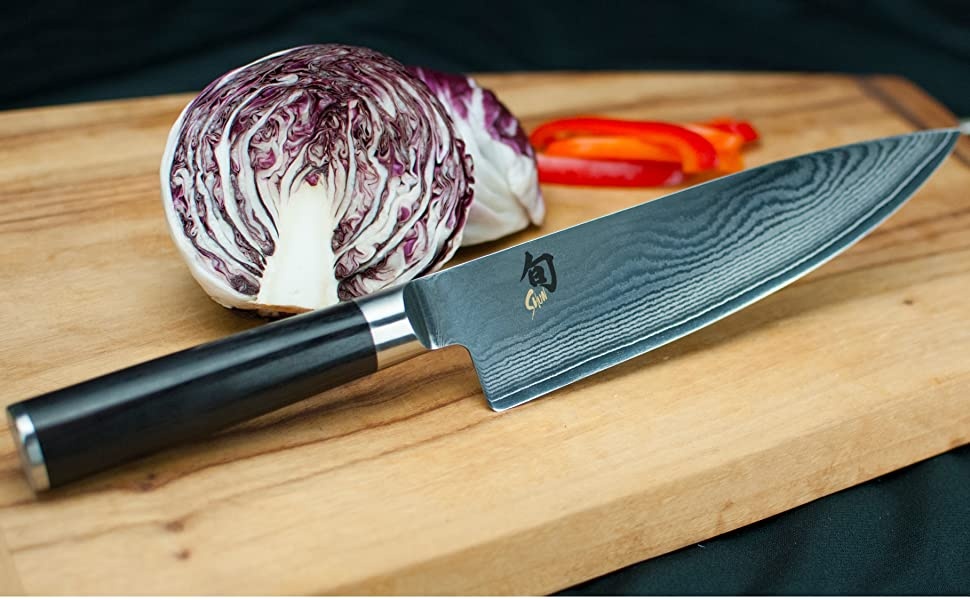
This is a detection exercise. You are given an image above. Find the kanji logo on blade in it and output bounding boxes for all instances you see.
[520,251,557,318]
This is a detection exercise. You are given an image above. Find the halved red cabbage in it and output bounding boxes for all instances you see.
[161,44,541,314]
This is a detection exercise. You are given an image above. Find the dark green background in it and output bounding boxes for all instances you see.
[4,0,968,594]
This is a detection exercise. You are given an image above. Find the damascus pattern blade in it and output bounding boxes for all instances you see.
[404,130,959,410]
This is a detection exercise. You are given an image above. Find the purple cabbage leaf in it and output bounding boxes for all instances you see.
[160,44,542,314]
[408,66,544,245]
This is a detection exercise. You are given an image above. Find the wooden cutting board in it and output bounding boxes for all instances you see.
[0,72,968,594]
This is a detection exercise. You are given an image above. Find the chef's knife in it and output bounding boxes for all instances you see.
[6,129,960,491]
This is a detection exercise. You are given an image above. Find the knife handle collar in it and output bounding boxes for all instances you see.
[355,285,427,369]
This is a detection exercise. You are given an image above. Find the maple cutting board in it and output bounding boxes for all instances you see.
[0,73,968,594]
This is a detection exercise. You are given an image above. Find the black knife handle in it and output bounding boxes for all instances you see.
[5,286,425,491]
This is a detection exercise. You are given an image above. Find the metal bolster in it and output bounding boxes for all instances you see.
[355,286,428,369]
[6,404,50,492]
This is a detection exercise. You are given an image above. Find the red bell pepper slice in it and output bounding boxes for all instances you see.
[683,124,745,154]
[713,150,743,173]
[530,117,717,174]
[683,124,746,173]
[703,117,759,142]
[543,127,746,174]
[535,154,684,188]
[543,135,681,162]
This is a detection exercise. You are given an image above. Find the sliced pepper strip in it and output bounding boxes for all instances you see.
[530,117,717,173]
[713,150,743,173]
[683,124,745,155]
[543,135,680,162]
[704,117,759,142]
[683,124,746,173]
[544,128,745,173]
[535,154,684,188]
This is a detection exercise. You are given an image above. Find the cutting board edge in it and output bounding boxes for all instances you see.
[0,71,956,123]
[857,75,970,164]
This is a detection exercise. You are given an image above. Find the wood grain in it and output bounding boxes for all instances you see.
[0,72,968,594]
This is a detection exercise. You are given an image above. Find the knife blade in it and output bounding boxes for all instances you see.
[6,129,960,491]
[412,128,962,410]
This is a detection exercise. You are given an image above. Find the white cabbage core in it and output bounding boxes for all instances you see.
[255,184,339,311]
